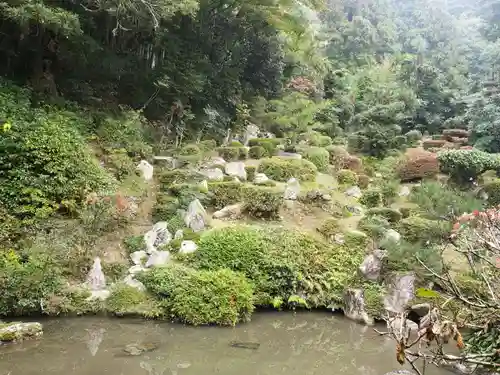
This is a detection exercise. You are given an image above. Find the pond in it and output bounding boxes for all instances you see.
[0,311,449,375]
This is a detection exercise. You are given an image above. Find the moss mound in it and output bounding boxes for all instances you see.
[258,157,317,182]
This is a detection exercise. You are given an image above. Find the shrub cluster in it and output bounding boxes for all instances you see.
[242,185,283,219]
[397,149,439,181]
[316,218,341,238]
[337,169,358,185]
[248,138,281,156]
[249,146,267,159]
[438,149,499,184]
[208,181,244,210]
[398,216,449,243]
[366,207,402,223]
[359,189,382,208]
[483,180,500,206]
[257,157,317,182]
[303,147,329,172]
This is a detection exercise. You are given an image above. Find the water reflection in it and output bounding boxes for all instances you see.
[0,312,449,375]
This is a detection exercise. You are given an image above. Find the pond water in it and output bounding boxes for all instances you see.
[0,311,450,375]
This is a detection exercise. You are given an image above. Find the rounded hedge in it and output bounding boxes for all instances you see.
[257,157,317,182]
[303,147,330,172]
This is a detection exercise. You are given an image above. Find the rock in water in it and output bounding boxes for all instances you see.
[284,178,300,200]
[123,342,159,356]
[384,273,415,314]
[184,199,209,232]
[136,160,154,181]
[86,327,106,356]
[225,162,247,181]
[144,222,172,254]
[358,250,387,281]
[0,322,43,344]
[342,288,373,325]
[230,341,260,350]
[86,257,106,291]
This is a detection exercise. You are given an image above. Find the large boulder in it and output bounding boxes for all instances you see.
[358,250,387,281]
[184,199,209,232]
[225,162,247,181]
[144,222,172,254]
[136,160,154,181]
[0,322,43,344]
[199,168,224,181]
[284,178,300,200]
[342,288,373,325]
[145,250,171,268]
[384,273,415,314]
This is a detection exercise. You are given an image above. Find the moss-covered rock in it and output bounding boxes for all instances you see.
[366,207,403,223]
[0,322,43,343]
[106,285,163,318]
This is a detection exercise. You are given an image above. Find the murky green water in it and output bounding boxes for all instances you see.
[0,311,449,375]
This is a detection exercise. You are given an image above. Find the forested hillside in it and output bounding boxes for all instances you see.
[2,0,500,372]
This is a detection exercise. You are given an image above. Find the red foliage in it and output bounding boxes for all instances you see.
[397,149,440,181]
[287,76,316,94]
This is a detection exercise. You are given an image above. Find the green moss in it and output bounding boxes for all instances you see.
[140,264,254,326]
[316,218,341,238]
[106,284,163,318]
[248,138,281,156]
[258,157,317,182]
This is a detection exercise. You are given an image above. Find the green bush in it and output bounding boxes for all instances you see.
[238,147,248,160]
[249,146,267,159]
[230,140,244,147]
[190,226,365,307]
[337,169,358,185]
[180,144,201,156]
[258,158,317,182]
[482,180,500,206]
[316,218,341,238]
[358,215,391,239]
[208,181,244,210]
[343,230,369,248]
[106,284,162,318]
[0,250,63,316]
[106,149,136,181]
[248,138,281,156]
[437,149,499,184]
[398,217,449,243]
[245,166,257,182]
[158,169,200,187]
[393,135,407,149]
[325,145,349,169]
[357,174,370,189]
[199,139,217,151]
[314,135,333,147]
[303,147,330,172]
[366,207,402,223]
[384,240,442,278]
[405,130,422,143]
[141,264,254,326]
[378,179,399,205]
[124,235,145,253]
[242,185,283,219]
[153,194,180,221]
[409,181,483,220]
[217,147,240,161]
[0,97,114,224]
[359,189,382,208]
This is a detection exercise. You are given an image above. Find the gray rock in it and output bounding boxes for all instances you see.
[123,275,146,291]
[184,199,209,232]
[136,160,154,181]
[244,124,260,146]
[399,186,411,197]
[199,168,224,181]
[128,265,146,275]
[254,173,269,184]
[384,273,415,314]
[144,222,172,254]
[86,257,106,291]
[123,342,159,356]
[0,322,43,343]
[359,250,387,281]
[86,290,111,301]
[209,156,227,166]
[212,203,243,220]
[284,178,300,200]
[225,161,247,181]
[345,186,362,198]
[342,288,373,325]
[130,251,147,265]
[145,251,170,268]
[334,233,345,244]
[174,229,184,240]
[383,229,401,245]
[322,193,332,201]
[179,240,198,254]
[153,156,177,168]
[199,179,208,192]
[346,205,363,215]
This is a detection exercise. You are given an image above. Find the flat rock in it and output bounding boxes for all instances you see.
[128,265,146,275]
[225,162,247,181]
[145,251,171,268]
[254,173,269,184]
[130,251,147,265]
[199,168,224,181]
[179,240,198,254]
[212,203,243,220]
[0,322,43,344]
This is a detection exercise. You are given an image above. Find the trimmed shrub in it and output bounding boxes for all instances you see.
[242,185,283,219]
[158,169,199,187]
[199,139,217,151]
[379,179,399,205]
[303,147,330,172]
[208,181,244,210]
[238,147,248,160]
[359,189,382,208]
[248,138,280,156]
[180,144,201,156]
[245,166,257,182]
[258,157,317,182]
[106,285,162,318]
[141,264,254,326]
[190,226,365,307]
[344,155,362,172]
[316,218,341,238]
[393,135,408,149]
[106,149,136,181]
[153,194,180,221]
[325,145,349,169]
[337,169,358,185]
[366,207,402,223]
[397,149,439,181]
[357,174,370,189]
[310,135,333,147]
[357,216,390,239]
[249,146,267,159]
[124,235,146,253]
[217,147,239,161]
[483,180,500,206]
[423,139,446,149]
[343,230,369,248]
[230,140,244,147]
[398,217,449,243]
[438,149,499,184]
[405,130,422,143]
